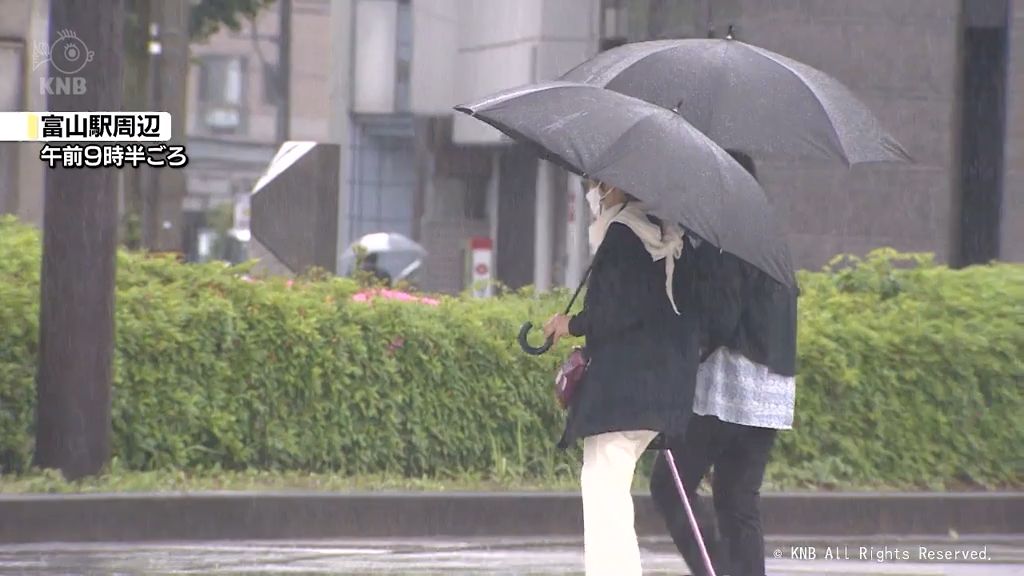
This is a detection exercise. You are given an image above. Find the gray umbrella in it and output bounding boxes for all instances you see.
[561,38,911,165]
[455,81,795,288]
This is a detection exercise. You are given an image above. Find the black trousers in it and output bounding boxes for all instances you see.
[649,414,777,576]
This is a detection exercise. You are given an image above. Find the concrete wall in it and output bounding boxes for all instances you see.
[733,0,963,270]
[289,0,332,141]
[1003,0,1024,262]
[410,0,458,115]
[352,0,398,114]
[452,0,598,144]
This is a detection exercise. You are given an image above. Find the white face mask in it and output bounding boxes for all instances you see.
[585,184,604,218]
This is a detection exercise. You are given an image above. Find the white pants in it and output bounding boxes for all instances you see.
[582,430,659,576]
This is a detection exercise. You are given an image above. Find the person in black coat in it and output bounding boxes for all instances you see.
[544,180,700,576]
[649,151,798,576]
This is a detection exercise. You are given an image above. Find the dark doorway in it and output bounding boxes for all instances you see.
[955,0,1010,266]
[496,145,538,290]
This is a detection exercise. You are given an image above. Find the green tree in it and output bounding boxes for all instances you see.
[35,0,124,481]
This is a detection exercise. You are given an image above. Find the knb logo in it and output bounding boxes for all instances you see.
[33,29,94,96]
[790,546,816,560]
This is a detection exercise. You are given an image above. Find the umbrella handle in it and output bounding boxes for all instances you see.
[518,322,553,356]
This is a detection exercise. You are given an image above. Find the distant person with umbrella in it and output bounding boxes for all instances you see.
[649,151,798,576]
[542,178,699,576]
[341,232,426,286]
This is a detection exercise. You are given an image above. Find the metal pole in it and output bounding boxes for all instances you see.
[487,151,500,258]
[329,0,354,269]
[565,173,589,288]
[534,160,554,293]
[143,19,161,250]
[154,0,188,252]
[277,0,292,142]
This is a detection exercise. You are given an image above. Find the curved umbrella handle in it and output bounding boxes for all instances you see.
[518,321,553,356]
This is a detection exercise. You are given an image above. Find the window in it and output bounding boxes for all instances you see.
[0,41,22,111]
[0,41,23,215]
[197,55,249,135]
[955,0,1010,266]
[347,118,417,243]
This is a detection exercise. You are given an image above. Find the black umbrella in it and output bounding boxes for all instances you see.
[455,81,795,289]
[561,38,911,165]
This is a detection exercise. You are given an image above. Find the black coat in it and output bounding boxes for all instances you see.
[558,222,700,449]
[693,241,798,377]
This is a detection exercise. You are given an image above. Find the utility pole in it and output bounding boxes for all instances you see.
[121,0,152,250]
[152,0,189,252]
[142,18,162,250]
[35,0,124,481]
[277,0,292,142]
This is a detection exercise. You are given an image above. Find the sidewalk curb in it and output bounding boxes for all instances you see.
[0,492,1020,544]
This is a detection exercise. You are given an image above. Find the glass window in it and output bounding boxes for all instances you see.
[197,55,249,135]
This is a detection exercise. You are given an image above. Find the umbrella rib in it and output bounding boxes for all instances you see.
[459,82,574,112]
[707,40,731,144]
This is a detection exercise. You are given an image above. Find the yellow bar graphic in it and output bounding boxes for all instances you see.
[26,113,38,139]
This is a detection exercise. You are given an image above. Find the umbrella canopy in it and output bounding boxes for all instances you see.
[561,38,911,166]
[338,232,427,281]
[455,81,795,288]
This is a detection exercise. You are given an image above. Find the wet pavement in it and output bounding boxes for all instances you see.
[0,537,1022,575]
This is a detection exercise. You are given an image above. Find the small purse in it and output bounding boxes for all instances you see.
[552,265,593,410]
[554,345,589,409]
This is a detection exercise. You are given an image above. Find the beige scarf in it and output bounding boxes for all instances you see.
[589,201,685,315]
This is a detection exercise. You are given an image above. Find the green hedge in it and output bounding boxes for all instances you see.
[1,216,1022,488]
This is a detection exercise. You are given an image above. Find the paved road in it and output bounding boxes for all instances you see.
[0,537,1021,575]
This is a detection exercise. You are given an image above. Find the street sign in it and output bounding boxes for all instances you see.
[469,236,493,298]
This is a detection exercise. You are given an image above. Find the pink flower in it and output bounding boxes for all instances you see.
[286,279,294,288]
[350,288,439,306]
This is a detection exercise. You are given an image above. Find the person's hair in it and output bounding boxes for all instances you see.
[726,149,757,181]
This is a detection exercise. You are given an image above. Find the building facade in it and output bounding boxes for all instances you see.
[1,0,1021,294]
[0,0,49,226]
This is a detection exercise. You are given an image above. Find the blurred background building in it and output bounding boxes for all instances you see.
[0,0,1021,294]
